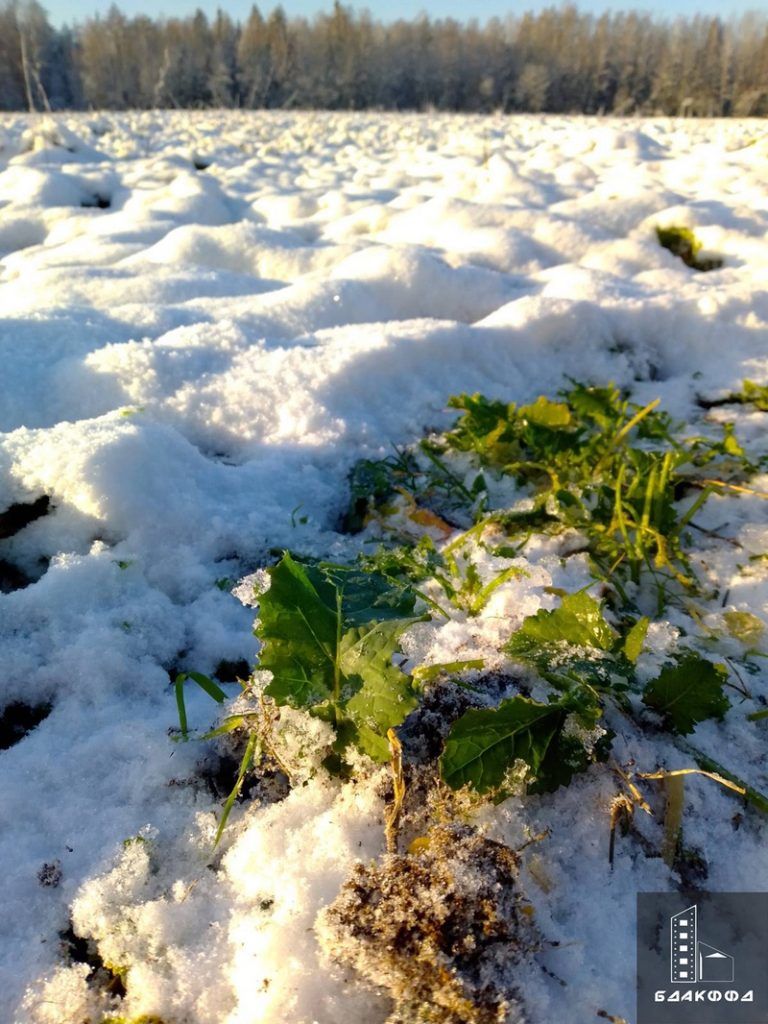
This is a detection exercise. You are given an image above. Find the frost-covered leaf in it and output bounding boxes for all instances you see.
[506,592,617,662]
[320,561,419,627]
[257,553,418,760]
[505,592,630,700]
[440,692,603,796]
[440,696,565,794]
[642,654,730,734]
[530,699,606,794]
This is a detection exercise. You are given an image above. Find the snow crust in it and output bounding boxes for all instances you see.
[1,111,767,1024]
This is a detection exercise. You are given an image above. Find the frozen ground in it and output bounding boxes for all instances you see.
[1,110,767,1024]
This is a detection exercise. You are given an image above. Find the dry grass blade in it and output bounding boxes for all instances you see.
[661,774,684,868]
[699,478,768,499]
[610,761,653,815]
[638,766,746,797]
[385,727,406,854]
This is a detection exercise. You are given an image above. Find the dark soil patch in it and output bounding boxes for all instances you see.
[81,194,111,209]
[38,860,63,888]
[0,558,32,593]
[59,922,127,998]
[0,495,51,539]
[320,824,538,1024]
[0,701,52,750]
[398,672,519,764]
[197,749,290,805]
[214,658,251,683]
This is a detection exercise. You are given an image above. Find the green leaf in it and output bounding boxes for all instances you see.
[411,659,485,685]
[341,620,418,760]
[723,610,765,648]
[361,535,443,581]
[518,396,572,429]
[565,382,623,430]
[740,379,768,412]
[174,671,227,740]
[257,554,343,707]
[440,691,604,796]
[184,672,228,703]
[656,224,700,263]
[642,654,730,734]
[527,731,588,793]
[257,553,418,761]
[656,225,722,272]
[444,393,520,466]
[440,696,565,793]
[174,676,188,739]
[343,457,403,532]
[214,732,260,848]
[505,592,629,700]
[199,714,256,740]
[623,616,650,664]
[506,591,617,662]
[720,422,746,458]
[326,564,420,628]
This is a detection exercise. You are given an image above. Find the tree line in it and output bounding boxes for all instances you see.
[1,0,767,116]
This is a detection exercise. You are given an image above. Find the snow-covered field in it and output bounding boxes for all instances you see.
[1,110,768,1024]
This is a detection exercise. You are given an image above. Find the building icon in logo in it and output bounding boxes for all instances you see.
[670,906,734,983]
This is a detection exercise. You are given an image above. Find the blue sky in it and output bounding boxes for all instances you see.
[44,0,761,26]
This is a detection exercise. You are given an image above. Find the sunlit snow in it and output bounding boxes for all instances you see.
[1,110,767,1024]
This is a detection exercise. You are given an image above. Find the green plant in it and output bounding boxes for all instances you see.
[172,554,425,845]
[348,383,763,607]
[102,1015,166,1024]
[362,534,526,617]
[656,225,723,272]
[440,692,603,797]
[731,379,768,412]
[174,383,768,847]
[256,552,422,761]
[342,441,485,535]
[436,384,756,605]
[440,590,734,798]
[641,655,730,734]
[174,671,227,740]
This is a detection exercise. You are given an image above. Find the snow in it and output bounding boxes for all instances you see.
[1,110,767,1024]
